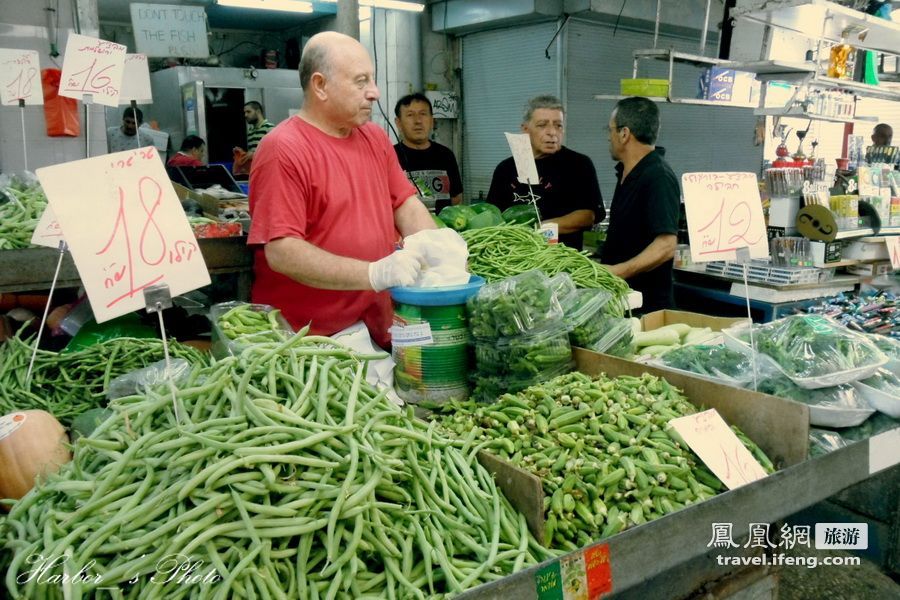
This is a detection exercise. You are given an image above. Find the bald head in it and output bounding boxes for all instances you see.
[300,32,365,91]
[298,31,380,135]
[872,123,893,146]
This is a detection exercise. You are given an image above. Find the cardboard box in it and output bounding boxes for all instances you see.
[640,310,746,333]
[197,192,249,219]
[484,349,810,541]
[847,261,892,277]
[768,196,801,228]
[843,240,889,261]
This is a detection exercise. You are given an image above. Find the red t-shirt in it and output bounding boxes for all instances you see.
[166,153,203,167]
[247,118,415,348]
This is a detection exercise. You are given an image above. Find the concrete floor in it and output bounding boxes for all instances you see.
[777,546,900,600]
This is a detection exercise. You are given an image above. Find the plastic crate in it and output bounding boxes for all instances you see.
[620,78,669,97]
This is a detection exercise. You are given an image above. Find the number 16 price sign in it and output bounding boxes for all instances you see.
[36,147,211,323]
[682,172,768,264]
[59,33,126,107]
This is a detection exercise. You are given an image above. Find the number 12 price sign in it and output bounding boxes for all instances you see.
[682,172,768,264]
[36,147,211,323]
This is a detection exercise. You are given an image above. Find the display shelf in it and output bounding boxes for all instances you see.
[809,77,900,103]
[593,94,756,108]
[732,59,816,77]
[753,106,877,123]
[0,237,254,296]
[733,0,900,56]
[633,48,732,67]
[835,228,875,240]
[461,385,899,599]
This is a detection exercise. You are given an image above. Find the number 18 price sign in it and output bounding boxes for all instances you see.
[36,147,211,322]
[0,49,42,106]
[682,172,769,264]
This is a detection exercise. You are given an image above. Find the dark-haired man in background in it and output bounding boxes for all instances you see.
[601,96,680,313]
[393,93,463,213]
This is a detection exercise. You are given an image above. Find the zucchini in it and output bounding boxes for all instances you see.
[632,328,680,348]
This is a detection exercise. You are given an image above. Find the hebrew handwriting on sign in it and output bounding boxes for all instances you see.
[0,49,42,105]
[36,146,211,322]
[682,172,768,264]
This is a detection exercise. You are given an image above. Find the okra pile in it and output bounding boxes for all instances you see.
[2,331,555,599]
[438,371,775,551]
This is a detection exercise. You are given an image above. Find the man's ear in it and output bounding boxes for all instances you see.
[310,72,328,101]
[520,123,528,133]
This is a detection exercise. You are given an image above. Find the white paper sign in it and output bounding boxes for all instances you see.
[539,222,558,244]
[59,34,127,107]
[670,409,767,490]
[504,132,540,185]
[390,322,433,347]
[886,237,900,271]
[682,172,768,264]
[869,428,900,475]
[31,206,65,248]
[131,3,210,58]
[0,49,42,106]
[36,147,211,323]
[119,54,153,104]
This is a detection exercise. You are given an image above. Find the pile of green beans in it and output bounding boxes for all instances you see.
[0,179,48,250]
[437,371,775,551]
[461,225,630,317]
[2,329,556,599]
[0,333,208,424]
[217,303,289,342]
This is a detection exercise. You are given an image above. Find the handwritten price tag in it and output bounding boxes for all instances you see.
[119,54,153,104]
[31,206,65,249]
[886,236,900,271]
[0,49,42,106]
[36,147,210,322]
[505,132,540,185]
[670,409,767,490]
[682,172,768,264]
[59,34,126,107]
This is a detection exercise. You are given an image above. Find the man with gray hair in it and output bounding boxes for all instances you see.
[487,95,604,250]
[247,31,436,348]
[601,96,680,313]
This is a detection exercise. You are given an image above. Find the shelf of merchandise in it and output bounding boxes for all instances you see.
[0,237,254,297]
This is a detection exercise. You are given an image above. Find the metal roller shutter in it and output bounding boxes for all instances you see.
[565,19,763,204]
[461,21,562,200]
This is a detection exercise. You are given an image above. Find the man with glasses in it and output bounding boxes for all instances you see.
[487,95,604,250]
[601,97,680,313]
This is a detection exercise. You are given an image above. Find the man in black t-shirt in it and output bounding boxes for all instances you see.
[393,93,463,213]
[486,95,604,250]
[601,97,680,313]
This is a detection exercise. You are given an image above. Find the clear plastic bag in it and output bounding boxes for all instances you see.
[809,428,848,457]
[653,344,754,387]
[756,373,875,428]
[746,315,887,388]
[210,301,294,359]
[560,289,618,348]
[589,318,634,357]
[467,270,564,339]
[853,368,900,418]
[474,323,572,380]
[107,358,192,401]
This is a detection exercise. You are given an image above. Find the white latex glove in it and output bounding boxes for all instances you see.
[403,228,468,267]
[368,248,425,292]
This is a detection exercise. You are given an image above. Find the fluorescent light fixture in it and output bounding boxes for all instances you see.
[218,0,314,13]
[321,0,424,12]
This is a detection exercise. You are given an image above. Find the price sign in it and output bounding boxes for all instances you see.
[682,172,768,264]
[505,132,540,185]
[36,147,210,322]
[0,49,42,106]
[119,54,153,104]
[31,206,65,249]
[670,409,767,490]
[886,236,900,271]
[59,34,126,107]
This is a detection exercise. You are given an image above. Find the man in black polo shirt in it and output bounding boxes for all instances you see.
[601,97,680,313]
[393,93,463,213]
[487,95,604,251]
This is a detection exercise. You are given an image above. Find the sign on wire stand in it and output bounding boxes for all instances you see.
[35,147,211,323]
[119,53,153,104]
[0,49,42,106]
[681,172,768,264]
[670,409,767,490]
[59,33,127,107]
[31,206,65,249]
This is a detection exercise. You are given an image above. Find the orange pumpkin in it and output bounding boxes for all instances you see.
[0,410,71,503]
